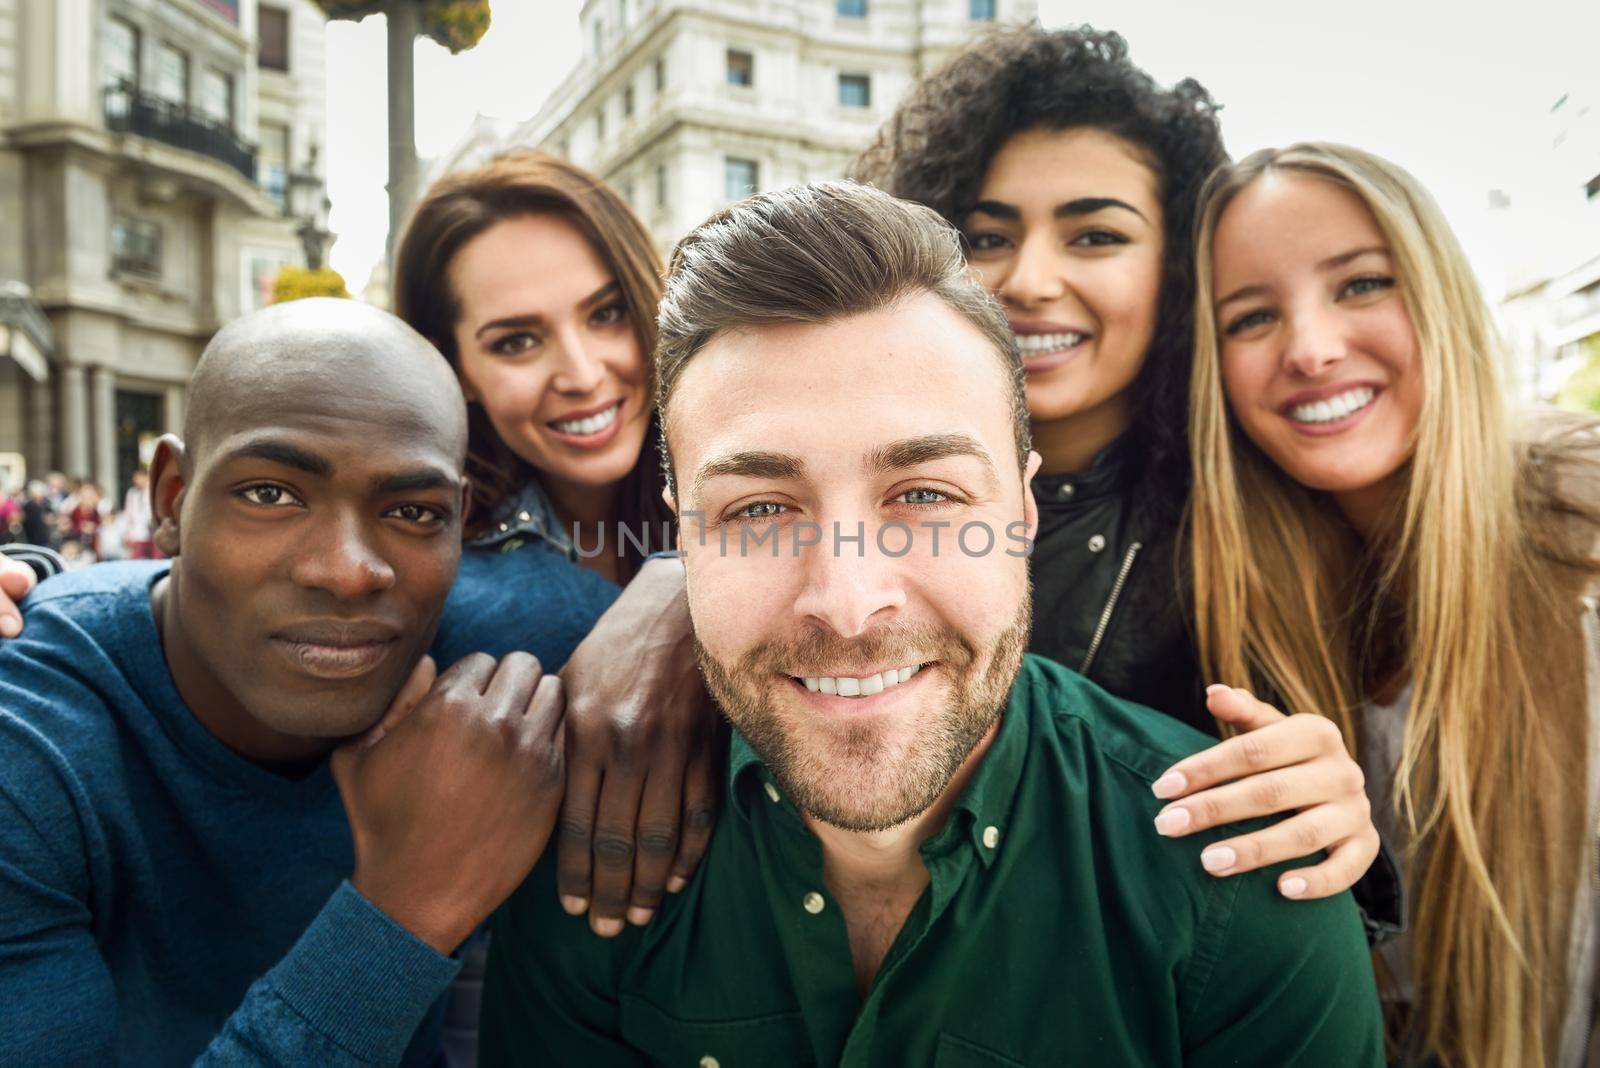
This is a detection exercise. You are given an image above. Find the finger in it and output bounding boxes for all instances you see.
[668,730,720,893]
[1190,803,1359,878]
[1153,758,1359,836]
[526,674,564,735]
[554,756,602,919]
[626,760,686,925]
[0,559,36,598]
[1152,715,1332,800]
[359,656,438,749]
[1275,832,1382,900]
[484,651,543,723]
[1204,685,1286,732]
[435,651,499,696]
[587,766,648,938]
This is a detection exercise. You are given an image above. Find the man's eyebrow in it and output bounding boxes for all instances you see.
[867,434,998,487]
[220,440,334,478]
[1054,197,1148,222]
[373,469,459,496]
[692,451,805,498]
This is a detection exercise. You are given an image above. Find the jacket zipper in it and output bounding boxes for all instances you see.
[1080,541,1142,677]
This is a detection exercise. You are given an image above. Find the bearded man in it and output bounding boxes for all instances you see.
[478,182,1384,1067]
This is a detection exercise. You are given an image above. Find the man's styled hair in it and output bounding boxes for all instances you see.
[654,180,1029,496]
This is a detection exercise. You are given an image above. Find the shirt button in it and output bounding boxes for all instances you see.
[1056,483,1075,501]
[517,510,532,522]
[803,891,826,915]
[763,781,781,804]
[1088,534,1106,553]
[498,521,510,532]
[982,825,1000,849]
[700,1057,720,1068]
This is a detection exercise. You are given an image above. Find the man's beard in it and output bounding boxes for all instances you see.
[695,594,1031,832]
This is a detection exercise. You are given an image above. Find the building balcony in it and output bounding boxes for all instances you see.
[103,84,256,183]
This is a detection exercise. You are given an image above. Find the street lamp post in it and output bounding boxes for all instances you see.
[288,144,333,271]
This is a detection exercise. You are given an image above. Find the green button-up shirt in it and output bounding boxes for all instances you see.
[481,655,1384,1067]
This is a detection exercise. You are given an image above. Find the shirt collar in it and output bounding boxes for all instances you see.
[726,667,1035,869]
[1031,432,1136,508]
[465,479,576,559]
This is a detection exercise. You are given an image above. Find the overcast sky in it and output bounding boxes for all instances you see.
[323,0,1600,300]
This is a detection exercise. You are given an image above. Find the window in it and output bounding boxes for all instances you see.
[725,157,758,201]
[257,122,289,209]
[838,73,870,108]
[969,0,996,20]
[258,4,290,71]
[155,43,189,104]
[112,216,162,277]
[837,0,867,15]
[592,18,604,57]
[199,68,234,126]
[1587,172,1600,202]
[624,180,636,206]
[105,17,140,89]
[623,85,634,118]
[654,57,666,92]
[596,107,607,142]
[558,138,570,159]
[726,49,753,87]
[656,163,668,208]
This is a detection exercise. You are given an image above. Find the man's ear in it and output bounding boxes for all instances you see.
[149,434,188,557]
[1021,449,1042,544]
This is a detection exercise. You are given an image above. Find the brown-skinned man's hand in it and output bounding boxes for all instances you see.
[331,651,566,955]
[557,554,724,937]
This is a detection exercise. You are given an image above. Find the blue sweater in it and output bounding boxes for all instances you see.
[0,550,618,1065]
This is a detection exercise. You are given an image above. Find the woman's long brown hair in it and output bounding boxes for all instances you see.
[392,150,674,580]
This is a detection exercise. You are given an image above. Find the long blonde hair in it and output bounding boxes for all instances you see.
[1189,143,1596,1068]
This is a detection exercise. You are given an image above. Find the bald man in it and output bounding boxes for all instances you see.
[0,300,596,1065]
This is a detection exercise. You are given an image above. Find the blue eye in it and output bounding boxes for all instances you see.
[897,488,948,505]
[1223,309,1274,337]
[1340,275,1395,299]
[732,501,784,521]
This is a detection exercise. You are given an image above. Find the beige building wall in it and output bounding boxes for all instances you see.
[0,0,326,494]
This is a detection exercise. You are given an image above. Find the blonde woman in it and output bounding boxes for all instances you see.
[1189,141,1600,1067]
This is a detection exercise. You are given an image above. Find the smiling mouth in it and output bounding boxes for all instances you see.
[791,662,927,698]
[549,400,622,437]
[1285,386,1378,425]
[1014,331,1091,358]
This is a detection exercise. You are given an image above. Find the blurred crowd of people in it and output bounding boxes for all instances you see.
[0,470,156,567]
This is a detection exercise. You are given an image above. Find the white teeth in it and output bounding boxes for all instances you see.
[1289,387,1375,425]
[552,401,621,436]
[1014,331,1088,355]
[799,663,923,699]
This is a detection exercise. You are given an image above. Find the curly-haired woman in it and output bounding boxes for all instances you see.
[857,26,1391,909]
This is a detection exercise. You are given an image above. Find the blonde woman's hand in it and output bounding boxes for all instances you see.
[1149,684,1378,900]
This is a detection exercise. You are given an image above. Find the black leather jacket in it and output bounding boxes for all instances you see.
[1026,437,1402,944]
[1028,437,1211,734]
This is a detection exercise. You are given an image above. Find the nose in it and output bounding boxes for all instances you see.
[1282,305,1349,378]
[288,509,396,601]
[550,326,606,395]
[790,519,907,640]
[996,232,1068,310]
